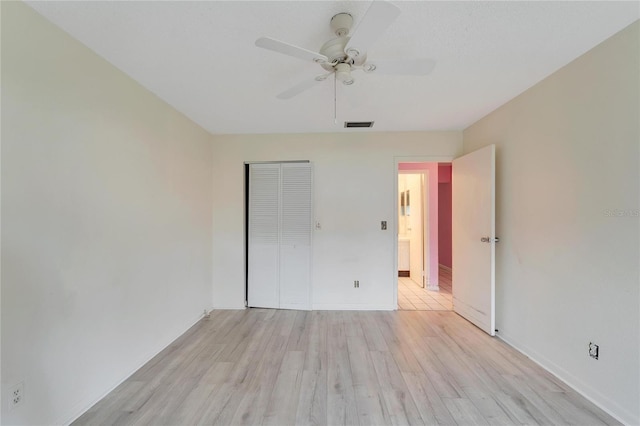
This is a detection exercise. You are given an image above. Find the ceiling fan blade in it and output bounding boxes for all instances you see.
[363,58,436,75]
[256,37,329,64]
[276,74,331,100]
[344,1,401,59]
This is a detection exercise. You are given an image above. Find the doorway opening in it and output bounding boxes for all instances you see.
[396,162,453,311]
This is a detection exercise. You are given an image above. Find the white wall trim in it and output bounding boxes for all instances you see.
[497,331,636,426]
[59,311,208,426]
[212,305,248,310]
[395,155,456,164]
[312,303,396,311]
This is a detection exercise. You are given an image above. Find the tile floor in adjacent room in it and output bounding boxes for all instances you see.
[398,266,453,311]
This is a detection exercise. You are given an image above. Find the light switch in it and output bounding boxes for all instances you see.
[381,221,387,230]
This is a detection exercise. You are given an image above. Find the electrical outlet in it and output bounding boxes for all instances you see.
[381,221,387,230]
[589,342,599,360]
[9,382,24,410]
[354,280,360,288]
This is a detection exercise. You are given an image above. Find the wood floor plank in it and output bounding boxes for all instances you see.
[374,312,424,374]
[295,368,328,426]
[214,310,296,425]
[72,310,622,426]
[164,382,217,426]
[493,391,548,425]
[501,373,575,425]
[347,332,392,425]
[295,311,328,426]
[542,391,609,425]
[444,397,491,425]
[326,312,359,426]
[370,350,424,425]
[462,386,520,425]
[262,350,305,426]
[286,310,312,351]
[191,382,237,425]
[359,311,390,352]
[411,343,464,398]
[401,371,457,425]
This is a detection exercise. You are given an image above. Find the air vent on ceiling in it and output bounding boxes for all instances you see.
[344,121,374,128]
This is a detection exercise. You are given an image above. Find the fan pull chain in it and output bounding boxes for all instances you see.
[334,72,337,124]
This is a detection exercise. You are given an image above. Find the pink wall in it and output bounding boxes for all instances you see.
[398,162,439,287]
[438,164,452,268]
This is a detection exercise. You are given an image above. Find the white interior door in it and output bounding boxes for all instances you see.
[248,164,280,309]
[452,145,496,335]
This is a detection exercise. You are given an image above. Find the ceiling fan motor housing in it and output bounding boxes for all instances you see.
[320,12,368,72]
[319,36,367,71]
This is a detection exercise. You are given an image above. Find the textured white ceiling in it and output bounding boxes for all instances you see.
[26,1,639,134]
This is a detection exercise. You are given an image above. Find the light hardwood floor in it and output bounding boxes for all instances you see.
[74,309,619,425]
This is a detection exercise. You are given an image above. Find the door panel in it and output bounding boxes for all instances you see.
[452,145,496,335]
[279,246,311,309]
[248,164,280,309]
[248,245,279,308]
[279,163,312,309]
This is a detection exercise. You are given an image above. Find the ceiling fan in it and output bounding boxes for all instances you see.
[255,1,436,100]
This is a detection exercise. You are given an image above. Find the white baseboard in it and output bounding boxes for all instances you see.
[212,305,247,310]
[312,303,395,311]
[60,310,207,425]
[497,331,637,426]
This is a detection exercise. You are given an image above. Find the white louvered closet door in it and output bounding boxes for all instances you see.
[248,164,281,309]
[248,162,312,310]
[279,163,312,310]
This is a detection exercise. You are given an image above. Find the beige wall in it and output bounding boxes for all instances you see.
[463,21,639,424]
[1,2,214,424]
[211,132,461,310]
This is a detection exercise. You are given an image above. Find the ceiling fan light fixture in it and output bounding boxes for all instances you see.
[335,63,352,83]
